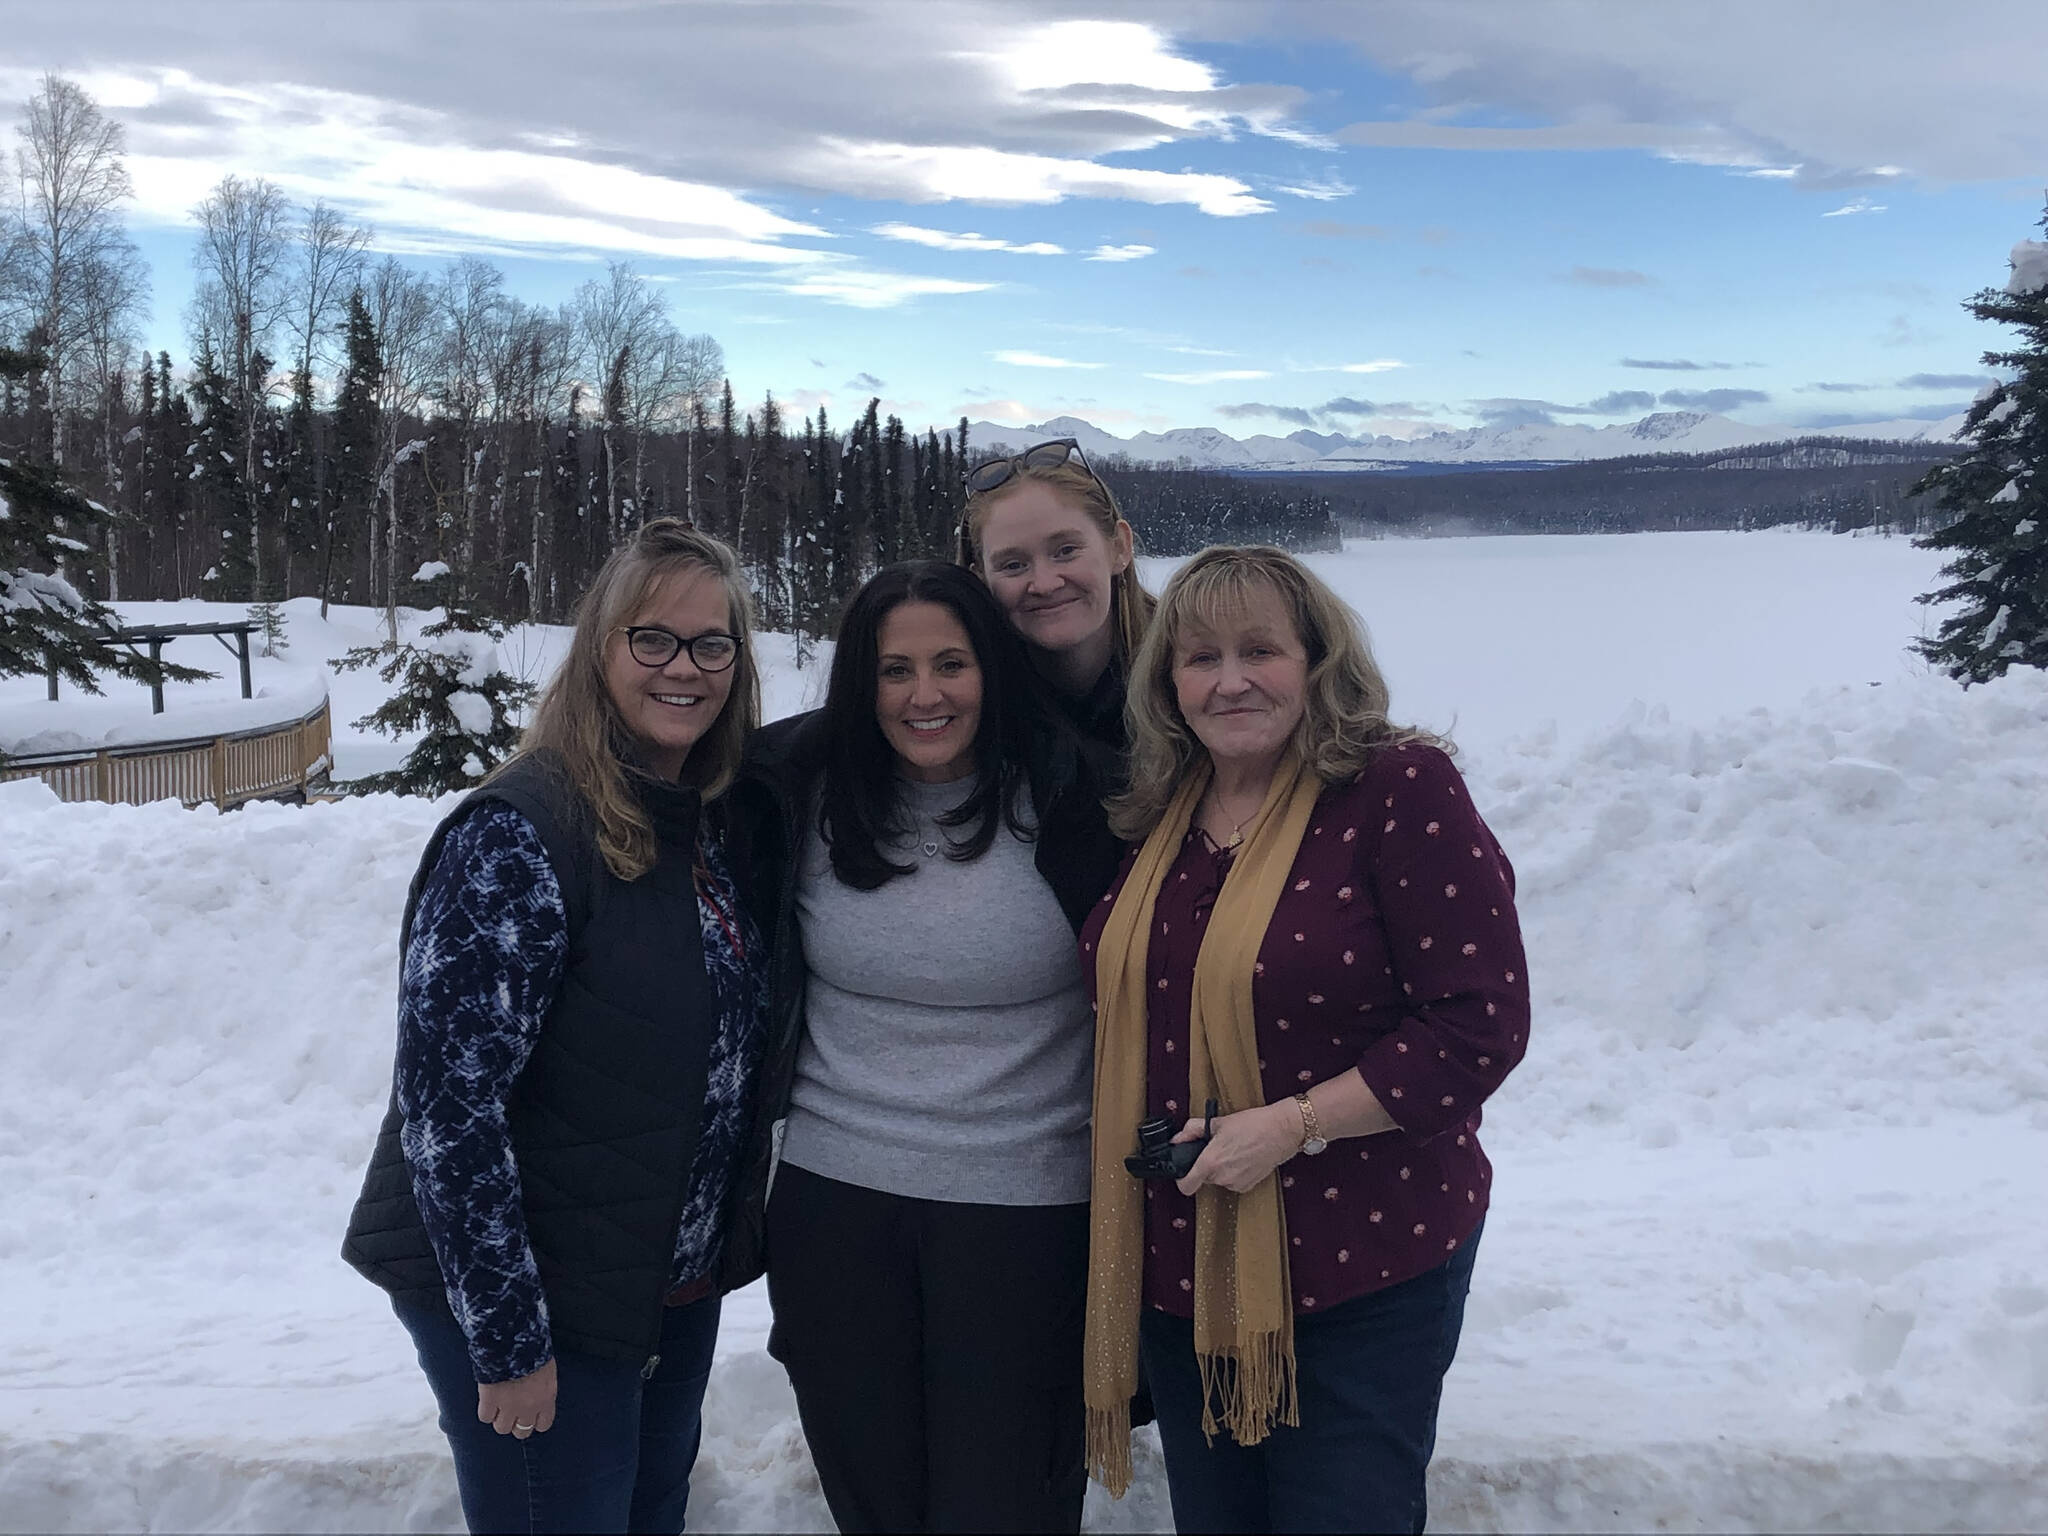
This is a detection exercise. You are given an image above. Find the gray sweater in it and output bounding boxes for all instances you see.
[780,775,1093,1206]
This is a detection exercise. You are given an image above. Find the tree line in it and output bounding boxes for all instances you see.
[1273,437,1962,539]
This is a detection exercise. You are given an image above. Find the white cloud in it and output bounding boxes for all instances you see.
[1086,244,1159,262]
[992,351,1105,369]
[990,20,1217,95]
[72,68,832,267]
[1145,369,1274,384]
[976,20,1324,146]
[1305,3,2048,185]
[871,222,1064,255]
[774,269,996,309]
[1272,173,1357,201]
[812,141,1267,217]
[1338,359,1408,374]
[1822,196,1887,217]
[0,6,1310,246]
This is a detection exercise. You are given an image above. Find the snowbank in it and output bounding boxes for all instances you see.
[0,596,827,783]
[3,666,2045,1531]
[0,667,330,757]
[4,534,2045,1531]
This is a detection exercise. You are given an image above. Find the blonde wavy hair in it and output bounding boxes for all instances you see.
[1110,545,1448,841]
[961,455,1156,669]
[505,520,761,880]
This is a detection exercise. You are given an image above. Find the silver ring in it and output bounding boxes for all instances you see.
[513,1421,535,1432]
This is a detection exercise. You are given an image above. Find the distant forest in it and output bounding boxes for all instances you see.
[1263,438,1963,538]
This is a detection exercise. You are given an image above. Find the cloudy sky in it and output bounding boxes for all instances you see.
[4,0,2044,439]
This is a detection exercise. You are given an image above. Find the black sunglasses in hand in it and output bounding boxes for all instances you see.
[612,626,742,673]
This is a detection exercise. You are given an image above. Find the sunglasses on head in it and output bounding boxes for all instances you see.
[962,437,1100,496]
[959,438,1111,563]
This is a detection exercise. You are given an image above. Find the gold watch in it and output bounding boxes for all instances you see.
[1293,1092,1328,1156]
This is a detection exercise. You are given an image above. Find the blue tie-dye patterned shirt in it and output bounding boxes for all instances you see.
[396,797,767,1383]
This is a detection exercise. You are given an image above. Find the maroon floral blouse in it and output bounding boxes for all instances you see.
[1081,744,1530,1318]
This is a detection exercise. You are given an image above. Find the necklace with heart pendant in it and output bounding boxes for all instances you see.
[920,837,940,858]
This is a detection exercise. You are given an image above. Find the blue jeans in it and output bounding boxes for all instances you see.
[1139,1223,1481,1535]
[393,1291,722,1534]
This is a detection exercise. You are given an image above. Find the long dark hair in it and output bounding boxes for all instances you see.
[819,560,1064,890]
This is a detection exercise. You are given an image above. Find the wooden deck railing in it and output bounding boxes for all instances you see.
[0,699,333,810]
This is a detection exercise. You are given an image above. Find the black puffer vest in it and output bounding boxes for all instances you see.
[340,751,720,1369]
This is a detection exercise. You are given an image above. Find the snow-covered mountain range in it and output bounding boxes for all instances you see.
[970,409,1969,472]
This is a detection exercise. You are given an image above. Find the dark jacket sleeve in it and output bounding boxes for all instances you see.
[396,799,567,1382]
[1350,748,1531,1142]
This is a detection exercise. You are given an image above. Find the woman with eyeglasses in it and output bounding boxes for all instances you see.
[960,439,1156,758]
[344,521,781,1534]
[724,561,1109,1533]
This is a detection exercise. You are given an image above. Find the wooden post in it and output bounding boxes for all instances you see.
[93,750,111,804]
[150,638,165,715]
[237,630,252,699]
[212,736,230,810]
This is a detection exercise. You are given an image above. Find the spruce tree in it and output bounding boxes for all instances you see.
[335,564,535,796]
[1913,210,2048,683]
[326,292,382,614]
[1,346,207,699]
[187,342,245,596]
[241,342,285,654]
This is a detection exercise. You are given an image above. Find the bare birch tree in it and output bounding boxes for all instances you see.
[283,201,368,598]
[622,324,723,525]
[190,175,291,611]
[362,256,442,643]
[572,262,664,537]
[515,303,577,620]
[657,330,723,524]
[72,246,147,595]
[11,74,138,468]
[285,201,371,390]
[435,255,506,577]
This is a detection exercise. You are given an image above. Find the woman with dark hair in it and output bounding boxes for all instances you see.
[343,521,778,1534]
[724,560,1108,1534]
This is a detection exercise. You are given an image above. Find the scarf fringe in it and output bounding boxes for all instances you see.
[1197,1330,1301,1449]
[1086,1400,1135,1498]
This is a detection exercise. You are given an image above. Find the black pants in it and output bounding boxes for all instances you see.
[1141,1222,1482,1535]
[765,1163,1089,1534]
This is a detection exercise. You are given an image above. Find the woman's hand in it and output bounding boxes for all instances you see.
[476,1357,558,1439]
[1173,1101,1302,1197]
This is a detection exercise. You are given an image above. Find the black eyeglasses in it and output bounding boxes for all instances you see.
[962,437,1098,496]
[612,626,742,672]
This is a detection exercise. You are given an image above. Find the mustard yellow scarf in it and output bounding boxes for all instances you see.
[1083,753,1324,1495]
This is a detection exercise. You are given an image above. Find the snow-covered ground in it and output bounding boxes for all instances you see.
[0,598,823,776]
[4,531,2046,1533]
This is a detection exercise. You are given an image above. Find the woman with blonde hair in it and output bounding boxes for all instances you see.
[960,438,1155,750]
[1080,546,1531,1533]
[345,520,779,1534]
